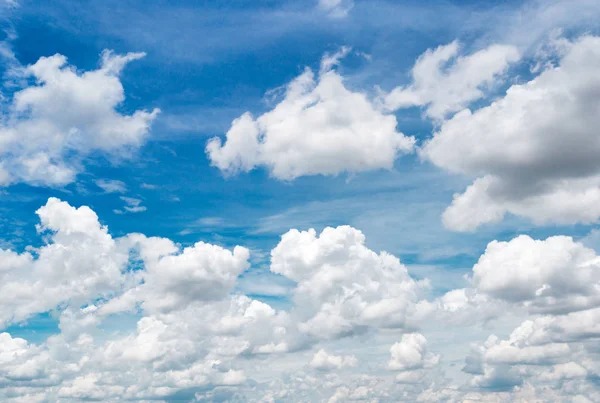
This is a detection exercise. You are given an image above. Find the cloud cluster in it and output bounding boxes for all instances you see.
[3,195,600,401]
[0,50,159,187]
[0,198,130,327]
[3,22,600,403]
[207,35,600,234]
[0,199,433,401]
[422,35,600,230]
[422,232,600,400]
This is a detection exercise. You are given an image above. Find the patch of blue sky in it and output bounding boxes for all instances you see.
[3,312,60,344]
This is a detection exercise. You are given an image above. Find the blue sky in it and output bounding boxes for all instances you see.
[2,0,600,401]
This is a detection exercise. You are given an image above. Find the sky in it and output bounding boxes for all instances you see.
[1,0,600,401]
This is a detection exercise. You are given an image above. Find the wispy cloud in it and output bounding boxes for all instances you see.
[95,179,127,194]
[114,196,147,214]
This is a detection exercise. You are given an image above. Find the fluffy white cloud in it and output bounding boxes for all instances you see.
[270,226,428,338]
[422,35,600,230]
[422,231,600,398]
[383,41,519,120]
[0,50,159,187]
[0,333,52,384]
[462,317,592,393]
[111,233,251,313]
[207,49,414,180]
[387,333,439,371]
[0,197,129,326]
[471,235,600,314]
[310,349,357,371]
[0,199,292,401]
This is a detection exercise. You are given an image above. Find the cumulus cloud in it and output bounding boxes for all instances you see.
[422,35,600,231]
[463,320,586,392]
[270,225,428,338]
[387,333,439,371]
[206,49,414,180]
[418,231,600,398]
[4,199,600,401]
[471,235,600,314]
[0,50,159,187]
[112,233,251,313]
[0,197,129,326]
[383,41,519,120]
[114,196,147,214]
[310,348,357,371]
[0,198,291,401]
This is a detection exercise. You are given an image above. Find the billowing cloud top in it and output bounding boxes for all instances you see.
[206,49,415,180]
[422,36,600,231]
[0,50,159,187]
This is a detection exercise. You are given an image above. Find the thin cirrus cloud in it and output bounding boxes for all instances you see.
[317,0,354,19]
[206,48,415,180]
[94,179,127,194]
[113,196,147,214]
[0,50,159,187]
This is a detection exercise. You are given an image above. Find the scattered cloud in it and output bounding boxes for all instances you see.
[0,50,159,187]
[114,196,147,214]
[1,199,600,400]
[383,41,519,120]
[2,3,600,401]
[310,348,357,371]
[95,179,127,194]
[422,35,600,231]
[207,49,414,180]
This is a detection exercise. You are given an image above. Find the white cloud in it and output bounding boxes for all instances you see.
[114,196,147,214]
[388,333,439,371]
[0,198,294,401]
[4,199,600,400]
[383,41,519,120]
[114,233,251,313]
[317,0,354,19]
[0,332,51,383]
[310,349,357,371]
[0,50,159,187]
[0,197,129,326]
[207,50,414,180]
[95,179,127,194]
[422,35,600,230]
[270,226,428,338]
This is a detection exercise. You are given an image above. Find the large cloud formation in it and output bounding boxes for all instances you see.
[0,199,431,401]
[0,50,159,187]
[5,30,600,402]
[206,49,415,180]
[2,199,600,401]
[421,35,600,231]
